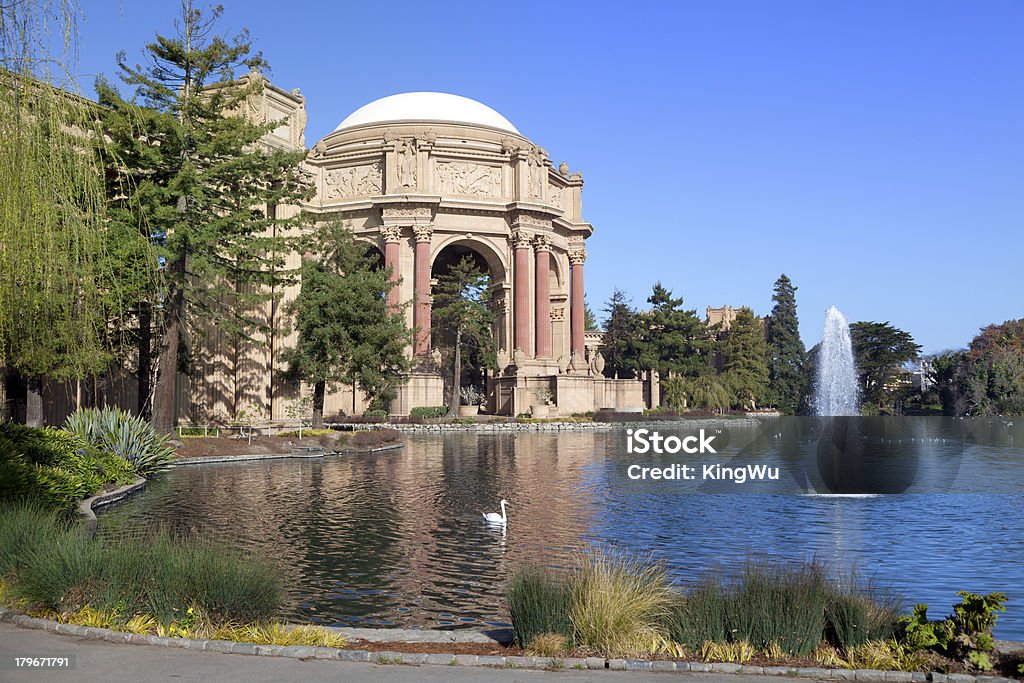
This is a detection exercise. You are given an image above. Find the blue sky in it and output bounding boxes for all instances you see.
[71,0,1022,354]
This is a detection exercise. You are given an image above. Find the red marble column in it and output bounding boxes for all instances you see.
[569,243,587,360]
[512,231,532,355]
[413,226,433,356]
[534,236,551,358]
[381,226,401,312]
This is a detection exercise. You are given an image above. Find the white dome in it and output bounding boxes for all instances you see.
[335,92,520,134]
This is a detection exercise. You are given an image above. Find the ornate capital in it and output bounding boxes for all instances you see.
[510,230,533,250]
[380,225,403,243]
[533,234,551,253]
[412,225,434,243]
[568,246,587,265]
[551,307,566,322]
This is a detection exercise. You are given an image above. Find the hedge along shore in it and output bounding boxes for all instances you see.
[1,609,1021,682]
[172,442,404,466]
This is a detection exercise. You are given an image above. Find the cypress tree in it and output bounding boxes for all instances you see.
[766,274,806,413]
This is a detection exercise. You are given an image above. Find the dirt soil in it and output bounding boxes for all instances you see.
[173,433,350,459]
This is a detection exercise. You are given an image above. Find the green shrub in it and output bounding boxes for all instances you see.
[409,406,447,419]
[508,566,572,648]
[64,407,174,475]
[0,426,136,509]
[899,592,1008,671]
[361,409,388,418]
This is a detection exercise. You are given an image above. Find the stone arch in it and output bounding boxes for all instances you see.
[429,234,509,283]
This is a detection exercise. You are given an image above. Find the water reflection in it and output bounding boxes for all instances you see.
[96,420,1024,638]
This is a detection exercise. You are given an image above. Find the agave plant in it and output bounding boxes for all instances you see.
[63,408,174,476]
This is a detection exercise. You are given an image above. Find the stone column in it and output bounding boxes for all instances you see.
[413,225,433,356]
[512,231,532,356]
[381,226,402,311]
[569,241,587,362]
[533,235,552,359]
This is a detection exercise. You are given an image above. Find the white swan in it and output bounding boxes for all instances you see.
[483,499,509,524]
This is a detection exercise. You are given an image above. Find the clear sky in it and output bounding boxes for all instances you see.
[71,0,1022,354]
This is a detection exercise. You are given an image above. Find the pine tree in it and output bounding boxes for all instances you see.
[722,307,769,409]
[601,289,641,378]
[765,274,806,413]
[98,2,312,431]
[431,256,495,417]
[637,283,711,379]
[284,223,411,427]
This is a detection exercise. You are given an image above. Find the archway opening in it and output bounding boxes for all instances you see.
[430,242,499,412]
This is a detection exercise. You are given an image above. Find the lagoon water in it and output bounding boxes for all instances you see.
[96,418,1024,638]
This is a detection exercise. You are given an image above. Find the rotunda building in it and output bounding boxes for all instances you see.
[303,92,597,415]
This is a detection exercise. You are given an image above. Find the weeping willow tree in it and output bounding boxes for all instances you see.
[0,1,147,425]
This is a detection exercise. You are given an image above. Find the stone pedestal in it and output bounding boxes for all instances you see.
[391,372,445,416]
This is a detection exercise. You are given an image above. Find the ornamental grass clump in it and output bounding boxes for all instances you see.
[667,573,729,649]
[725,559,830,656]
[567,549,674,657]
[508,566,572,649]
[1,504,283,625]
[64,407,174,475]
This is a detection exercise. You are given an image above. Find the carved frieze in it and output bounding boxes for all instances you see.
[383,206,433,220]
[324,162,383,199]
[511,211,552,230]
[435,161,502,198]
[547,183,564,208]
[551,307,566,322]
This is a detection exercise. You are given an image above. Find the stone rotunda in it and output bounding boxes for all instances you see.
[302,91,629,415]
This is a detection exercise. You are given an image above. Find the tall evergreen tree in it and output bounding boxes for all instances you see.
[765,274,805,413]
[722,307,769,409]
[431,256,495,417]
[284,223,411,427]
[98,2,312,431]
[601,289,641,378]
[637,283,711,379]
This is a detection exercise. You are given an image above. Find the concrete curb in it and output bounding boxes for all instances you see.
[172,442,404,467]
[1,609,1019,681]
[77,477,147,535]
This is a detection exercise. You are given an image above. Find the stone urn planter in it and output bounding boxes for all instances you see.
[458,405,479,417]
[530,404,550,418]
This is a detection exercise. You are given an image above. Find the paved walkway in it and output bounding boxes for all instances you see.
[0,623,829,683]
